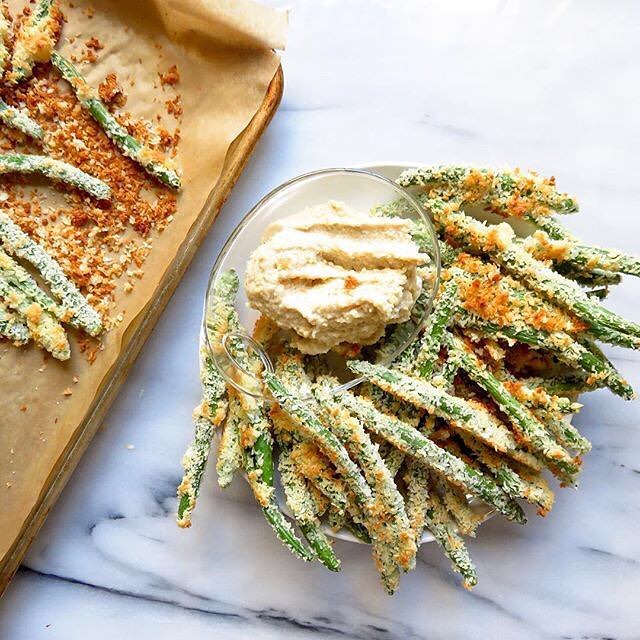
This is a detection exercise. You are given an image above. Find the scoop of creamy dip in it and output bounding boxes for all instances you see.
[244,200,427,355]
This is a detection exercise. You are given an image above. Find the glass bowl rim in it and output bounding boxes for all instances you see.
[203,166,442,400]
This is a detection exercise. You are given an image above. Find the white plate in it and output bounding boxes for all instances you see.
[200,161,500,545]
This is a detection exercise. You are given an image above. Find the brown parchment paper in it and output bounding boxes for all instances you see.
[0,0,286,565]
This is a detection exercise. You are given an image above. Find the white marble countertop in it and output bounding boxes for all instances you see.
[2,1,640,638]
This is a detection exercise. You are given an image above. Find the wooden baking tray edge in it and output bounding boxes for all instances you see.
[0,66,284,596]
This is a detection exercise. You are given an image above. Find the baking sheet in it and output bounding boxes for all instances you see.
[0,0,286,570]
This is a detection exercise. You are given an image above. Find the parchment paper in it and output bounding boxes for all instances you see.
[0,0,286,564]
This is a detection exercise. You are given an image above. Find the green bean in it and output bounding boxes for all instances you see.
[460,433,554,515]
[427,197,640,344]
[556,263,622,288]
[278,446,340,571]
[8,0,60,84]
[0,213,102,335]
[403,457,430,544]
[524,374,600,396]
[424,475,478,588]
[526,224,640,278]
[176,351,228,526]
[0,153,111,200]
[412,281,457,378]
[0,274,68,359]
[434,474,484,537]
[51,52,181,189]
[0,100,44,140]
[397,165,578,216]
[215,391,243,488]
[535,409,591,454]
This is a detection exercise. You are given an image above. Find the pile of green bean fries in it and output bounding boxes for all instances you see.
[177,165,639,593]
[0,0,182,358]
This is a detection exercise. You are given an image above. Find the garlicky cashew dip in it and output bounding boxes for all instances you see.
[244,200,427,354]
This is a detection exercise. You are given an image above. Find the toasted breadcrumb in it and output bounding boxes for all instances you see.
[159,64,179,87]
[165,95,182,118]
[98,72,126,107]
[85,36,102,50]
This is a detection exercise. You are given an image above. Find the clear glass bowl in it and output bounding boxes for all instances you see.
[203,167,441,400]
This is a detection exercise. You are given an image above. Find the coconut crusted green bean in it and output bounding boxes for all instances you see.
[424,475,478,588]
[514,216,622,287]
[535,409,591,454]
[456,312,634,399]
[411,280,457,378]
[51,52,181,189]
[211,274,312,561]
[361,381,422,428]
[271,395,354,517]
[215,390,243,488]
[434,474,484,537]
[0,272,69,359]
[272,367,375,535]
[525,374,600,396]
[288,441,350,516]
[556,263,622,289]
[199,270,241,487]
[0,299,29,344]
[0,213,102,335]
[402,414,436,544]
[307,480,330,517]
[335,389,526,523]
[0,153,111,200]
[0,100,44,140]
[397,165,578,218]
[281,425,372,546]
[343,517,373,544]
[239,392,314,562]
[270,383,380,571]
[0,246,65,323]
[441,348,463,388]
[460,433,554,515]
[176,351,228,526]
[202,271,310,558]
[8,0,61,84]
[278,446,340,571]
[403,458,430,544]
[447,334,579,478]
[524,224,640,278]
[361,382,422,483]
[491,366,582,415]
[411,465,478,589]
[205,270,239,352]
